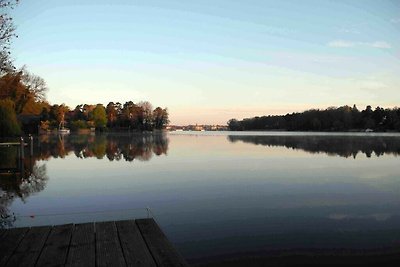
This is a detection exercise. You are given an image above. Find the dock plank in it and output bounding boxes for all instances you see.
[116,220,157,267]
[0,227,28,266]
[1,218,187,267]
[36,224,73,266]
[136,219,188,267]
[96,221,126,267]
[66,223,95,267]
[6,226,50,267]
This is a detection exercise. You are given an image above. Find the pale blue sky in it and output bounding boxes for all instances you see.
[11,0,400,124]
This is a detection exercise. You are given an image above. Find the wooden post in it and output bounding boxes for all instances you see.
[29,134,34,156]
[20,137,25,160]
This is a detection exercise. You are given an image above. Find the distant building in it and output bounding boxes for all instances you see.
[166,124,228,131]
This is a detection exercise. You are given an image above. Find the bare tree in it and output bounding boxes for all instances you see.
[20,66,48,102]
[139,101,153,130]
[0,0,19,74]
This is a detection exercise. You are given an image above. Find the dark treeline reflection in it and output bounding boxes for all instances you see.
[0,146,48,228]
[0,133,168,227]
[36,132,169,161]
[228,135,400,158]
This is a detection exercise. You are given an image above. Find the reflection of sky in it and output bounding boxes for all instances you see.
[8,133,400,260]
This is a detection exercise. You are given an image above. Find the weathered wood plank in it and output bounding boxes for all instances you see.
[0,228,28,266]
[0,142,27,146]
[5,226,50,267]
[65,223,95,267]
[2,219,185,267]
[36,224,73,266]
[136,219,188,267]
[116,220,157,267]
[96,221,126,267]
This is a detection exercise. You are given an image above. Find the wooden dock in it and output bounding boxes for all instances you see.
[0,219,188,267]
[0,142,27,147]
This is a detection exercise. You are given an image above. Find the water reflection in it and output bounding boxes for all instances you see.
[1,132,399,264]
[0,146,49,228]
[228,134,400,158]
[0,133,168,228]
[37,132,169,161]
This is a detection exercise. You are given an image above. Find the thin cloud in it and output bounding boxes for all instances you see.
[328,40,391,49]
[328,40,355,47]
[391,18,400,23]
[366,41,391,49]
[340,29,360,34]
[336,27,360,34]
[359,80,387,90]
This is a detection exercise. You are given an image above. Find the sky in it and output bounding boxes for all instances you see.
[10,0,400,125]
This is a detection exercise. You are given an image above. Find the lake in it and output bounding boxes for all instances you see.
[1,131,400,265]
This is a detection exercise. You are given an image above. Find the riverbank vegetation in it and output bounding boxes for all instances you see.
[40,101,169,133]
[228,105,400,132]
[0,70,170,136]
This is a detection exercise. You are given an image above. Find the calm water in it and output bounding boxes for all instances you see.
[1,132,400,263]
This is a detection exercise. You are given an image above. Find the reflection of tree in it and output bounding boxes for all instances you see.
[18,164,48,200]
[0,191,15,229]
[0,152,48,228]
[153,133,169,155]
[105,133,169,162]
[0,132,168,228]
[36,132,169,161]
[227,135,400,158]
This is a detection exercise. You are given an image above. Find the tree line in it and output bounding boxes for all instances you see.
[228,105,400,132]
[0,1,169,137]
[0,69,169,136]
[39,101,169,133]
